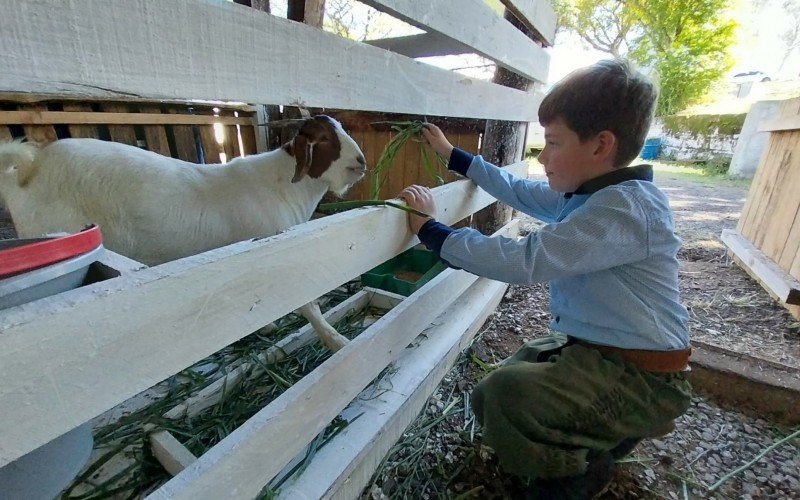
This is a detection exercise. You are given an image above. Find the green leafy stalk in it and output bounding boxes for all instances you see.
[369,121,446,199]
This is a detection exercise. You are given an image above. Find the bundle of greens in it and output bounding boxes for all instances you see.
[318,121,447,217]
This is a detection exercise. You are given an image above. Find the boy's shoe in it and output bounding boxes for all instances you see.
[525,451,615,500]
[609,438,641,459]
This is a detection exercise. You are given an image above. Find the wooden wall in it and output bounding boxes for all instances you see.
[0,101,483,208]
[0,98,259,163]
[734,97,800,318]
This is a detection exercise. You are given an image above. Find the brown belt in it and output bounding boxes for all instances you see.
[572,339,691,373]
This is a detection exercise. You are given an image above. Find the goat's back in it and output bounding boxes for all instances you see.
[0,139,301,265]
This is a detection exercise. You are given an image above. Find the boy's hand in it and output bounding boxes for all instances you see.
[421,123,454,160]
[399,185,436,234]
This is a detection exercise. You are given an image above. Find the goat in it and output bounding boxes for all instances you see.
[0,115,367,351]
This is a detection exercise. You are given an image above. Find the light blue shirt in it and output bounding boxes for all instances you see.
[440,155,690,351]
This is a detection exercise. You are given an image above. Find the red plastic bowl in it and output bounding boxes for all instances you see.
[0,225,103,279]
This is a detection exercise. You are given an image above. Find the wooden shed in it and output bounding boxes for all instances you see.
[722,97,800,319]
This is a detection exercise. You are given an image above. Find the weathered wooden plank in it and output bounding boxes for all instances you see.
[758,134,800,262]
[101,103,138,146]
[148,429,198,476]
[738,134,783,239]
[62,103,99,138]
[148,221,519,500]
[0,125,12,142]
[277,276,509,500]
[226,125,240,159]
[0,0,541,121]
[0,162,526,468]
[758,115,800,133]
[722,228,800,305]
[778,204,800,274]
[361,0,549,82]
[162,290,375,420]
[198,124,222,164]
[499,0,557,45]
[752,136,793,249]
[253,106,268,153]
[20,104,57,144]
[240,124,258,155]
[138,106,173,157]
[168,107,200,163]
[0,110,254,126]
[364,32,471,58]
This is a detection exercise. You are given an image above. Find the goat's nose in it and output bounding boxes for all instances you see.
[357,155,366,166]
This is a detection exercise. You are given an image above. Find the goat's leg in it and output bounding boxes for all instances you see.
[296,301,350,352]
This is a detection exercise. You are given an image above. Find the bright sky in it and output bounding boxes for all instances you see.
[266,0,798,85]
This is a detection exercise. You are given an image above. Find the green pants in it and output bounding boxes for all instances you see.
[471,334,691,479]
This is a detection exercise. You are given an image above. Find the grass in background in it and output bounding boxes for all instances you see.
[524,149,751,189]
[649,160,752,188]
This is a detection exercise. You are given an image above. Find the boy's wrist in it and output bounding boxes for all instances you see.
[410,215,432,234]
[447,147,474,176]
[441,145,454,159]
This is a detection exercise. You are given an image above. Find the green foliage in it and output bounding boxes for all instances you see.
[552,0,637,56]
[626,0,737,115]
[369,121,445,200]
[554,0,737,115]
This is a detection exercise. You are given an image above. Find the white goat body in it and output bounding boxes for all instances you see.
[0,116,367,350]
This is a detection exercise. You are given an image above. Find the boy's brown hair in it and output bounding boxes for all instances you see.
[538,59,657,168]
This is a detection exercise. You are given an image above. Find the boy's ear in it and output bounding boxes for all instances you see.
[593,130,617,162]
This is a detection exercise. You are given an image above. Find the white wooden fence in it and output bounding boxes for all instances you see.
[0,0,552,497]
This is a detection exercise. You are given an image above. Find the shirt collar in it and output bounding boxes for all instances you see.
[564,164,653,199]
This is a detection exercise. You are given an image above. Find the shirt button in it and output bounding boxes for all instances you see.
[555,316,560,323]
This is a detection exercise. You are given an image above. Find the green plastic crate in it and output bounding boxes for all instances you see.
[361,248,446,296]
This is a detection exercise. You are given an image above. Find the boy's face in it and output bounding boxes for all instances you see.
[537,118,615,193]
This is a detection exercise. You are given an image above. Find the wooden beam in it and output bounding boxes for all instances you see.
[360,0,549,83]
[758,115,800,133]
[0,162,526,468]
[364,33,471,58]
[162,290,376,420]
[0,111,253,126]
[0,1,541,121]
[162,288,403,420]
[721,229,800,305]
[499,0,557,46]
[277,276,509,499]
[0,93,258,111]
[148,428,198,476]
[147,221,518,500]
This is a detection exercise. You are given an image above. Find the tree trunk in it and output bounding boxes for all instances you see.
[474,11,537,234]
[233,0,270,13]
[275,1,327,146]
[287,0,325,28]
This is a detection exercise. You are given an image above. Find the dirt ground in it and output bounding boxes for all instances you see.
[364,169,800,499]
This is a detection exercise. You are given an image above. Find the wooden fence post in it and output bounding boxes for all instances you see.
[474,9,539,233]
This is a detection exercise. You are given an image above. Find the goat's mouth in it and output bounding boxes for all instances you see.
[348,166,367,177]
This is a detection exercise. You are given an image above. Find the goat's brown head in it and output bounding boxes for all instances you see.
[283,115,367,195]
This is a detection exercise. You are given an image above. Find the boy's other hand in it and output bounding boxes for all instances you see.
[399,185,436,234]
[421,123,454,160]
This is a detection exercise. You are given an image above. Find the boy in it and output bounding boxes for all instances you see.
[399,59,692,499]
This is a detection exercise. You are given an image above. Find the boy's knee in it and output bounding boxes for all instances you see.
[471,368,530,423]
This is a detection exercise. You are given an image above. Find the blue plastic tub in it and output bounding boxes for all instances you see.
[640,137,662,160]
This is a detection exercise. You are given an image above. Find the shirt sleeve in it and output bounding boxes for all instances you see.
[439,187,651,284]
[449,149,563,223]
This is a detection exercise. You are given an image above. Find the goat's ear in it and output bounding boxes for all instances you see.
[291,134,314,183]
